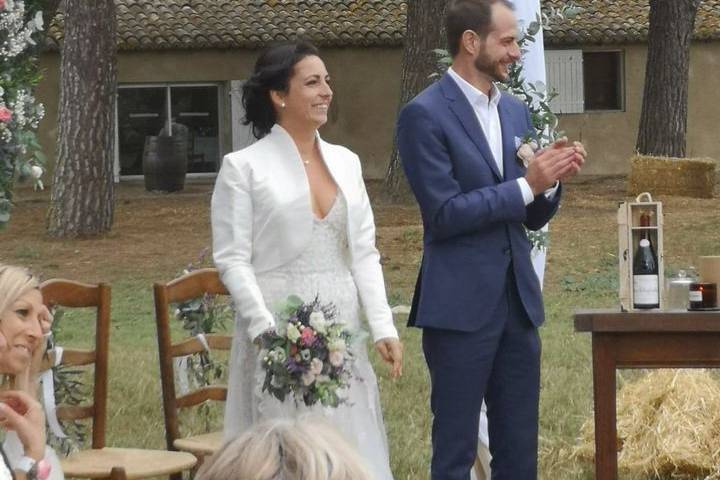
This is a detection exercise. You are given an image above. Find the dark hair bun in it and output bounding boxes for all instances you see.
[242,41,320,139]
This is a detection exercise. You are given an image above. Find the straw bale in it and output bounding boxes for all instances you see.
[628,155,716,198]
[573,370,720,478]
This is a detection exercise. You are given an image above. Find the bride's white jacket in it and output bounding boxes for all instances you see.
[211,125,398,342]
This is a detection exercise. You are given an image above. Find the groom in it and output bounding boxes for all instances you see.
[396,1,585,479]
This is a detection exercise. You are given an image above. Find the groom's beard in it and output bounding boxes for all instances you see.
[474,50,511,84]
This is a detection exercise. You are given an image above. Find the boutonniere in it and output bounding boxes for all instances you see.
[514,136,539,168]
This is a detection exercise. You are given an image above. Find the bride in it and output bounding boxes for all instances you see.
[211,41,403,480]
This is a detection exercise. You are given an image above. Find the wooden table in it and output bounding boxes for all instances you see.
[574,309,720,480]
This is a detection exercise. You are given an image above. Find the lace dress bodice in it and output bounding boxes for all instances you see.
[266,192,350,274]
[255,192,360,331]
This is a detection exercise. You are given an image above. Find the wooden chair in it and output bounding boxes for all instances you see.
[40,279,197,479]
[153,268,231,471]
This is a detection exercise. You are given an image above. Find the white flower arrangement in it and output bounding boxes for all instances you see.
[0,0,46,227]
[259,295,361,408]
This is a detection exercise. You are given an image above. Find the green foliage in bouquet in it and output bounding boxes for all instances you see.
[260,295,361,408]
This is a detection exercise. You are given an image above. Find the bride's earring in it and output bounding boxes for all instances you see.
[281,102,286,108]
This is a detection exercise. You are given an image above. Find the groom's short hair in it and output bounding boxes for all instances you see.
[446,0,515,57]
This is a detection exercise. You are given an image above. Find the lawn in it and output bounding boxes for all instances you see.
[1,176,719,479]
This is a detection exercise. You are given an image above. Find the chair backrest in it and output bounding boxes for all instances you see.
[153,268,231,452]
[40,279,111,450]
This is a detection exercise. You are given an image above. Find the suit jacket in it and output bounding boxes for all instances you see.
[211,124,398,342]
[397,73,561,332]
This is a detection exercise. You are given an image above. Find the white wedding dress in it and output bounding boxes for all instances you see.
[223,191,394,480]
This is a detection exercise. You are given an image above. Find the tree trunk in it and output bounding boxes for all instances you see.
[383,0,448,201]
[47,0,117,237]
[635,0,701,158]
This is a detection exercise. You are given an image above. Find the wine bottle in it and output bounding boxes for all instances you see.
[639,210,653,244]
[633,238,659,309]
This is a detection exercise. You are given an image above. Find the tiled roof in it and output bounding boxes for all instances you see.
[543,0,720,46]
[46,0,720,51]
[47,0,407,51]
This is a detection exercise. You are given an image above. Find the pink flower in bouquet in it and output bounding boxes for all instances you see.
[0,106,12,123]
[310,358,323,375]
[301,370,316,386]
[329,350,344,367]
[301,327,316,346]
[0,0,5,11]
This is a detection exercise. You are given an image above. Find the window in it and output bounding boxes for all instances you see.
[545,50,623,113]
[116,84,221,176]
[583,51,623,111]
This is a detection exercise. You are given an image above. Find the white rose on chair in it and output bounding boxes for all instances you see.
[514,136,539,168]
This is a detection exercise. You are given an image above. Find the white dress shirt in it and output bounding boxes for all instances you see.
[447,67,557,205]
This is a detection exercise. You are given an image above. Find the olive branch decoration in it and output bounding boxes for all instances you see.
[44,308,90,456]
[173,250,233,431]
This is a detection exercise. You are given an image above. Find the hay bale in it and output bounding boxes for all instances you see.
[628,155,716,198]
[573,370,720,478]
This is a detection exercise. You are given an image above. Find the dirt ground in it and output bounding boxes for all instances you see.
[1,176,718,301]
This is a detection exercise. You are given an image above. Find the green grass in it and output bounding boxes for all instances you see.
[50,275,607,479]
[9,178,718,479]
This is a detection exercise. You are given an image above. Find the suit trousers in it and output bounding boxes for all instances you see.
[422,269,541,480]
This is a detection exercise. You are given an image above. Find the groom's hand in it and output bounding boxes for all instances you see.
[375,338,403,379]
[558,141,587,182]
[525,138,577,195]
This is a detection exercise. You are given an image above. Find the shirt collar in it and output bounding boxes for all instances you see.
[448,67,501,109]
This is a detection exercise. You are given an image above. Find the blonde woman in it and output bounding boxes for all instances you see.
[196,417,372,480]
[0,265,56,480]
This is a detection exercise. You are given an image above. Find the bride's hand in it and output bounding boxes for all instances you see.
[0,390,46,460]
[375,338,403,379]
[253,328,276,347]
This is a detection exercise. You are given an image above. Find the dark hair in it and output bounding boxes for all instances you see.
[242,41,320,139]
[446,0,514,57]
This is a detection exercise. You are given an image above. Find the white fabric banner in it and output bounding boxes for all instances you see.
[512,0,549,287]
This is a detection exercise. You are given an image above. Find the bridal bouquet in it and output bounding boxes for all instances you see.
[259,295,359,408]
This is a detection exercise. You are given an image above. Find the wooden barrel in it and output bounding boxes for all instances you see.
[143,135,187,192]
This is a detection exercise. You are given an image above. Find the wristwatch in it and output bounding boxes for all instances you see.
[16,456,51,480]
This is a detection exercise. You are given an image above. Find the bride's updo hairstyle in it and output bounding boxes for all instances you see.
[242,40,320,139]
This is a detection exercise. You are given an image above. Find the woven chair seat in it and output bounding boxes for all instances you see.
[173,430,224,456]
[60,447,197,479]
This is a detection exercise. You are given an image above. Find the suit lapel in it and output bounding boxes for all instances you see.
[440,74,502,182]
[498,98,521,181]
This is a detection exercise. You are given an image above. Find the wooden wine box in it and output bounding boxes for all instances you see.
[618,192,665,311]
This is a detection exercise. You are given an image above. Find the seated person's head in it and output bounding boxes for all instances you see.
[197,417,372,480]
[0,265,49,377]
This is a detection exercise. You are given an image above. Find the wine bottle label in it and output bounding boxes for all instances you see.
[689,291,703,302]
[633,274,659,304]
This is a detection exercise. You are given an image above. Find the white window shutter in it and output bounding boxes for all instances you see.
[544,50,584,114]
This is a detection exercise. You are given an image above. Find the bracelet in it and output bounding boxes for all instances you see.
[16,456,51,480]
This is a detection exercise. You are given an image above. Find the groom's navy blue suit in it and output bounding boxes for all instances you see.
[397,72,561,480]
